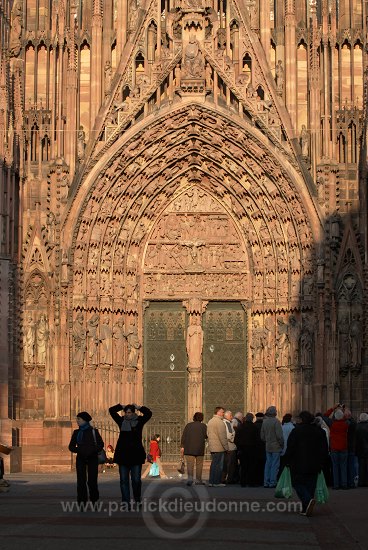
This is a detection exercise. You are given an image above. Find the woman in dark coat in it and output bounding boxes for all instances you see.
[180,412,207,485]
[68,411,104,505]
[234,412,259,487]
[109,403,152,505]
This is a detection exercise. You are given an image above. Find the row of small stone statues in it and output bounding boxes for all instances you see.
[72,314,141,370]
[23,312,142,370]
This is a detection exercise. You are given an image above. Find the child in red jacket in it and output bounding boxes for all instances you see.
[142,435,168,479]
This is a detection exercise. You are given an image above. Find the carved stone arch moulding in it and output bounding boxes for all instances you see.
[65,102,320,329]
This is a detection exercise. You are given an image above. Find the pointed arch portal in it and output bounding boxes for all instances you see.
[61,101,322,423]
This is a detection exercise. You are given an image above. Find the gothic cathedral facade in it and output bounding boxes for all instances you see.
[0,0,367,470]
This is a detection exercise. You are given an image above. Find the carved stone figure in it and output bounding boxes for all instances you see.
[300,124,309,157]
[24,314,36,364]
[36,314,49,365]
[288,316,300,367]
[87,313,99,365]
[174,65,181,87]
[250,319,265,366]
[300,319,313,368]
[186,315,203,371]
[275,60,284,96]
[100,315,112,365]
[72,312,86,367]
[124,321,141,369]
[182,35,204,79]
[9,1,23,57]
[129,0,139,31]
[104,61,112,96]
[205,63,213,89]
[276,318,290,368]
[46,211,56,243]
[338,314,350,376]
[113,318,125,367]
[350,314,362,374]
[77,127,86,162]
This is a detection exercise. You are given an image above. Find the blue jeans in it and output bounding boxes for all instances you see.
[264,451,281,486]
[209,452,225,484]
[331,450,348,488]
[119,464,142,503]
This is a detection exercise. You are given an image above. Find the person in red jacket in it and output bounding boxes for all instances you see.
[324,405,348,489]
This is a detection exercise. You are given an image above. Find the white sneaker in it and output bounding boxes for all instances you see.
[214,483,226,487]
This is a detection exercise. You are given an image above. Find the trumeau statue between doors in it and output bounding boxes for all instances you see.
[1,0,366,470]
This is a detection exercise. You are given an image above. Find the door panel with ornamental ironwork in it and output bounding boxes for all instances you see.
[144,302,187,425]
[203,302,247,420]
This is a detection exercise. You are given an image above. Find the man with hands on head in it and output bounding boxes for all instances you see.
[109,402,152,507]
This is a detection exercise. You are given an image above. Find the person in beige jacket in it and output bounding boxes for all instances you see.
[207,407,229,486]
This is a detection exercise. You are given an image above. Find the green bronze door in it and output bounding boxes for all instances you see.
[203,302,247,419]
[144,302,187,424]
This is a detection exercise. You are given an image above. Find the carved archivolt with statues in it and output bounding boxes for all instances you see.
[58,103,317,417]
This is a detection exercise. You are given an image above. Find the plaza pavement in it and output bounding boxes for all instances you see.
[0,464,367,550]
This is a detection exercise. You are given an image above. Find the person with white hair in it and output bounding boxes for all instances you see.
[355,412,368,487]
[232,412,244,430]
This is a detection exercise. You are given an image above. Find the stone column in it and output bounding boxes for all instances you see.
[90,0,103,127]
[65,2,77,176]
[116,0,127,62]
[259,0,270,63]
[284,0,296,126]
[309,0,320,180]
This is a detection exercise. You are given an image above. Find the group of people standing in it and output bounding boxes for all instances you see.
[179,403,368,516]
[69,401,368,515]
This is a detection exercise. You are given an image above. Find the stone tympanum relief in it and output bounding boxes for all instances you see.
[143,187,249,299]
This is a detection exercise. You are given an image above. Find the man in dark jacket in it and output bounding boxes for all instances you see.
[284,410,328,516]
[355,412,368,486]
[344,408,357,488]
[109,403,152,506]
[180,411,207,485]
[69,411,104,505]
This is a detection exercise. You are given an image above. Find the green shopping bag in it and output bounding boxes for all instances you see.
[274,466,293,498]
[315,471,329,503]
